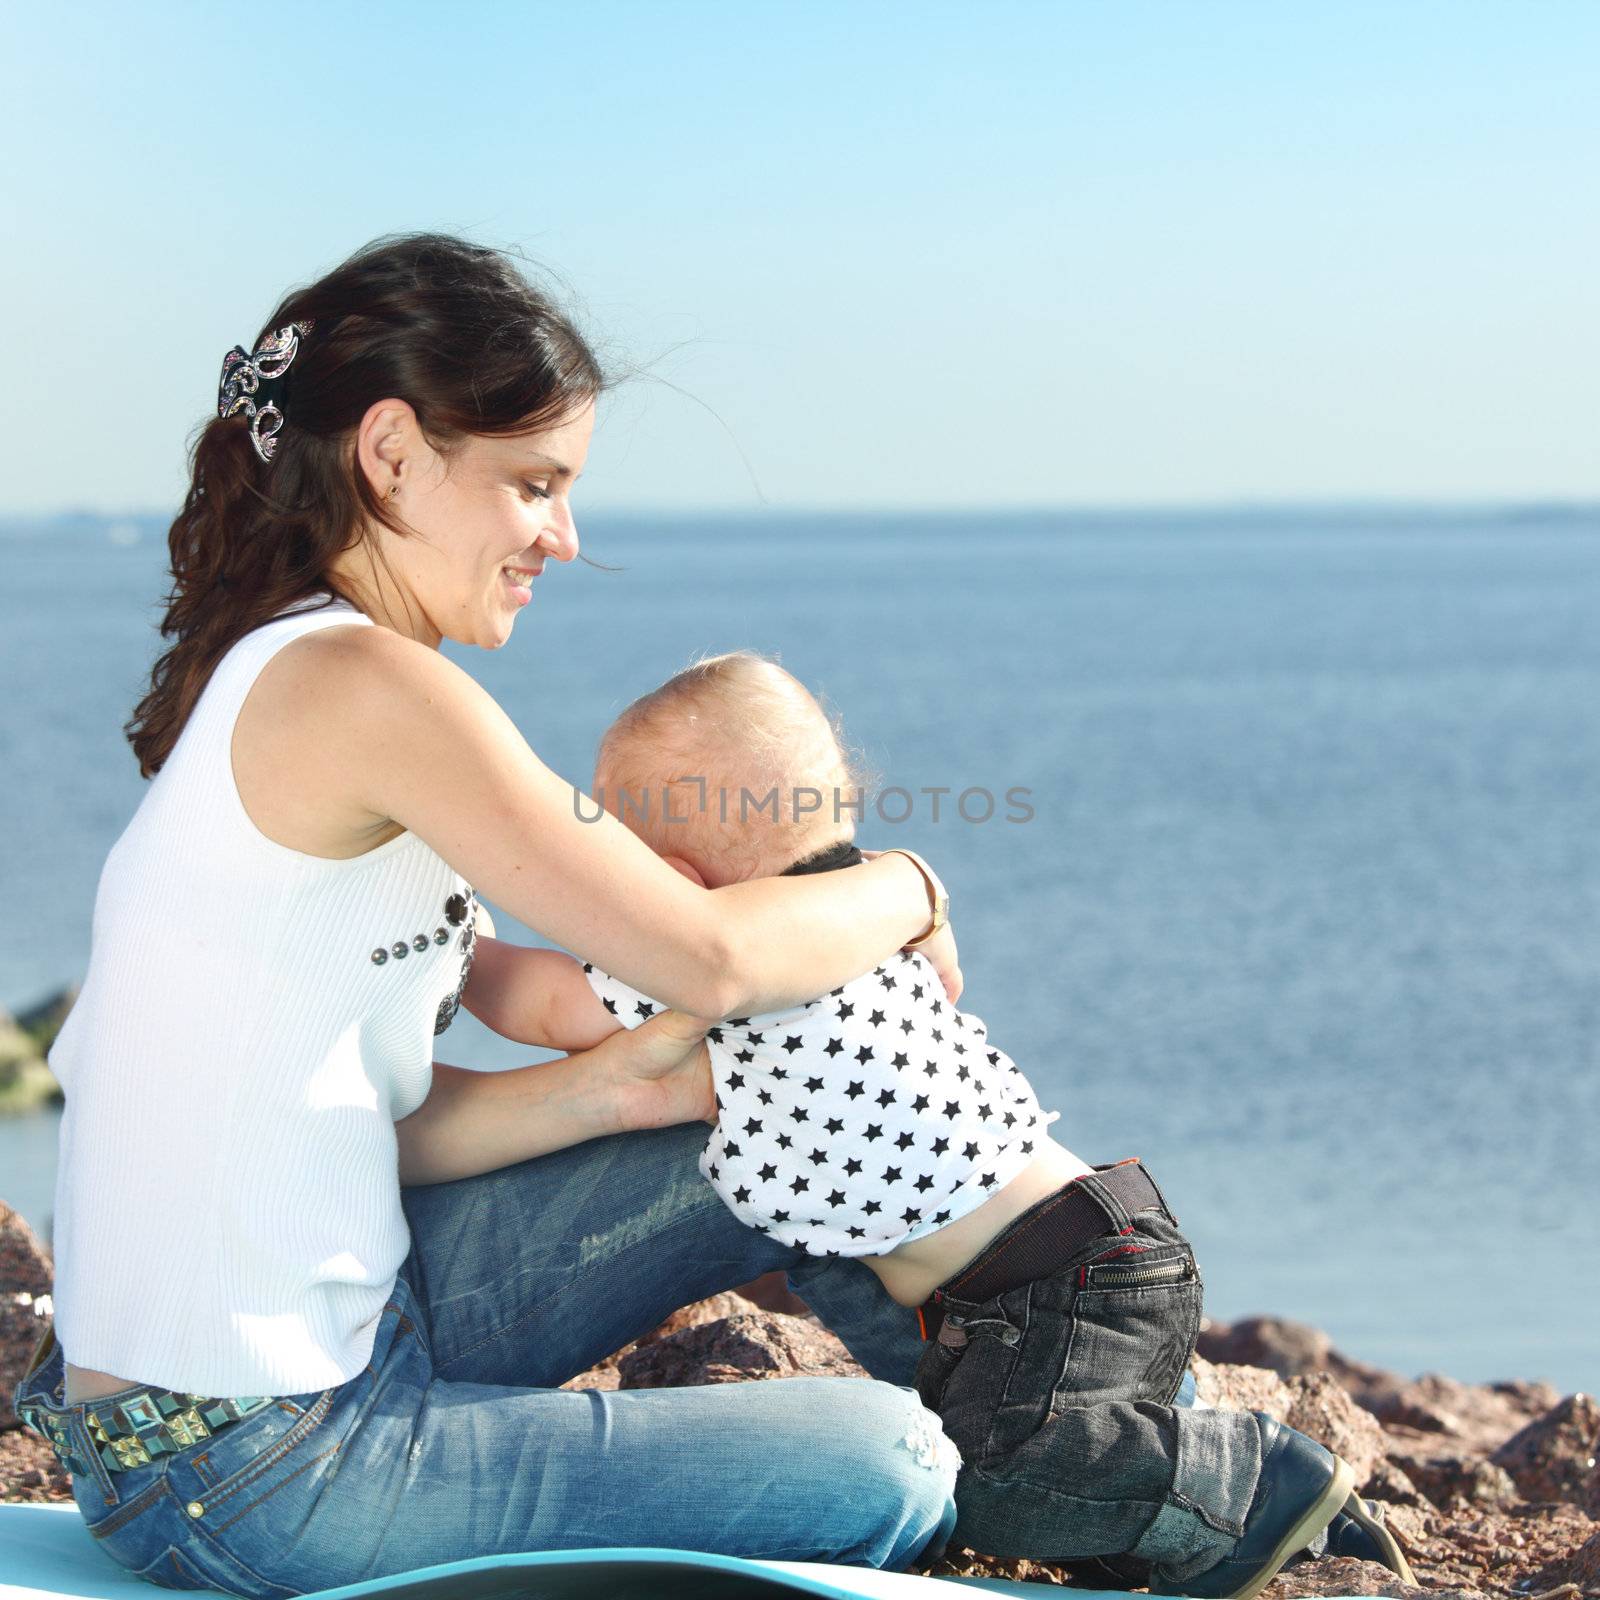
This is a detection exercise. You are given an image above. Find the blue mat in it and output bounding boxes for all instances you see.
[0,1502,1058,1597]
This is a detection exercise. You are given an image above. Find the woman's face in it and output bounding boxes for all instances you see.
[348,397,595,650]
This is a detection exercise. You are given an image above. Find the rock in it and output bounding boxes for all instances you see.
[1198,1315,1333,1379]
[616,1311,866,1389]
[1191,1354,1293,1415]
[1382,1424,1520,1509]
[1362,1458,1432,1509]
[1190,1360,1385,1487]
[1371,1372,1563,1455]
[0,1201,53,1295]
[10,985,78,1057]
[1269,1555,1455,1598]
[1567,1526,1600,1589]
[0,1202,56,1432]
[1283,1371,1389,1487]
[1489,1393,1600,1505]
[557,1288,767,1391]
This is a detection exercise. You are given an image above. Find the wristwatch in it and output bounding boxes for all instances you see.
[883,848,949,949]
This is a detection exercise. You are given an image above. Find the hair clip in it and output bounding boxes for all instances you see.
[217,320,314,462]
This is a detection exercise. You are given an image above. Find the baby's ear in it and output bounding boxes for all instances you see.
[661,854,708,887]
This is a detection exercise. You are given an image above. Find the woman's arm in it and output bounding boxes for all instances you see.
[397,1008,715,1186]
[326,628,943,1019]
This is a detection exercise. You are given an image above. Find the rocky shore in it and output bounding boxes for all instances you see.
[2,1199,1595,1595]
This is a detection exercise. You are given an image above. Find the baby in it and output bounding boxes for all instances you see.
[473,651,1412,1594]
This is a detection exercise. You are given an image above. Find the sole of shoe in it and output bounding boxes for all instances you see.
[1339,1492,1418,1586]
[1226,1454,1357,1600]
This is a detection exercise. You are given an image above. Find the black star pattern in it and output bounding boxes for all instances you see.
[582,957,1048,1262]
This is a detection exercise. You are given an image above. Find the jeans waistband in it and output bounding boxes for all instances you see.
[916,1158,1175,1341]
[11,1321,278,1477]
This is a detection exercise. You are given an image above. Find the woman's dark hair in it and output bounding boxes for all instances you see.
[125,231,609,778]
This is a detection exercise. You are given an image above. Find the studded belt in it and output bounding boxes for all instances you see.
[13,1322,275,1476]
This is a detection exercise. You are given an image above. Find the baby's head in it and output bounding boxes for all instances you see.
[593,651,873,888]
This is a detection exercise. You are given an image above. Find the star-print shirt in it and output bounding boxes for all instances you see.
[582,951,1061,1258]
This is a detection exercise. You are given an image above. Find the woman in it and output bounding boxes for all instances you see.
[11,232,964,1595]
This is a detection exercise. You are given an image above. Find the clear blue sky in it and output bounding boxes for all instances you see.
[4,0,1596,514]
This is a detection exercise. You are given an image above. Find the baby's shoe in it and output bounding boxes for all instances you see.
[1150,1414,1354,1600]
[1320,1493,1417,1584]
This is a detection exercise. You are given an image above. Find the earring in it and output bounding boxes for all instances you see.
[388,485,399,497]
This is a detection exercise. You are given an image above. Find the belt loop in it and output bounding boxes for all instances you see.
[1132,1161,1180,1225]
[1073,1161,1136,1231]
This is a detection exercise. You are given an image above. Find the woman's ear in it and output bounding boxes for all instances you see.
[661,854,708,887]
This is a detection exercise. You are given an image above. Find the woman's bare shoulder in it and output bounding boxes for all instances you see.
[233,622,495,859]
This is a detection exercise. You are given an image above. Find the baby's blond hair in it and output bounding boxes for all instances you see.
[594,650,876,882]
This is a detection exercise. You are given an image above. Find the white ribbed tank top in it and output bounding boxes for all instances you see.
[49,592,478,1397]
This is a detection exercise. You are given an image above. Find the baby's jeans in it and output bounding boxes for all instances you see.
[912,1161,1269,1587]
[13,1119,959,1597]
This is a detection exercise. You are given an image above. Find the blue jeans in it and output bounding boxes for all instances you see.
[16,1120,960,1597]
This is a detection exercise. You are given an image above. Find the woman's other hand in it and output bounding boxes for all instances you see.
[599,1008,719,1130]
[857,848,962,1005]
[911,919,962,1006]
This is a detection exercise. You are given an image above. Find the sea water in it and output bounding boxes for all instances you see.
[2,506,1595,1391]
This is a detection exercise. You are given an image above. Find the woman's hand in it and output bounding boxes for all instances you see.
[858,848,962,1004]
[598,1008,719,1131]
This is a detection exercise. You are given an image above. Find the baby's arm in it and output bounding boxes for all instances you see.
[462,938,620,1051]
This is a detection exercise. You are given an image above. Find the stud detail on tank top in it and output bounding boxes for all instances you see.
[411,934,429,953]
[391,941,409,960]
[433,927,448,945]
[371,948,388,965]
[434,888,479,1035]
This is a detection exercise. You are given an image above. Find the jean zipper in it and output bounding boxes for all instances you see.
[1088,1257,1193,1287]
